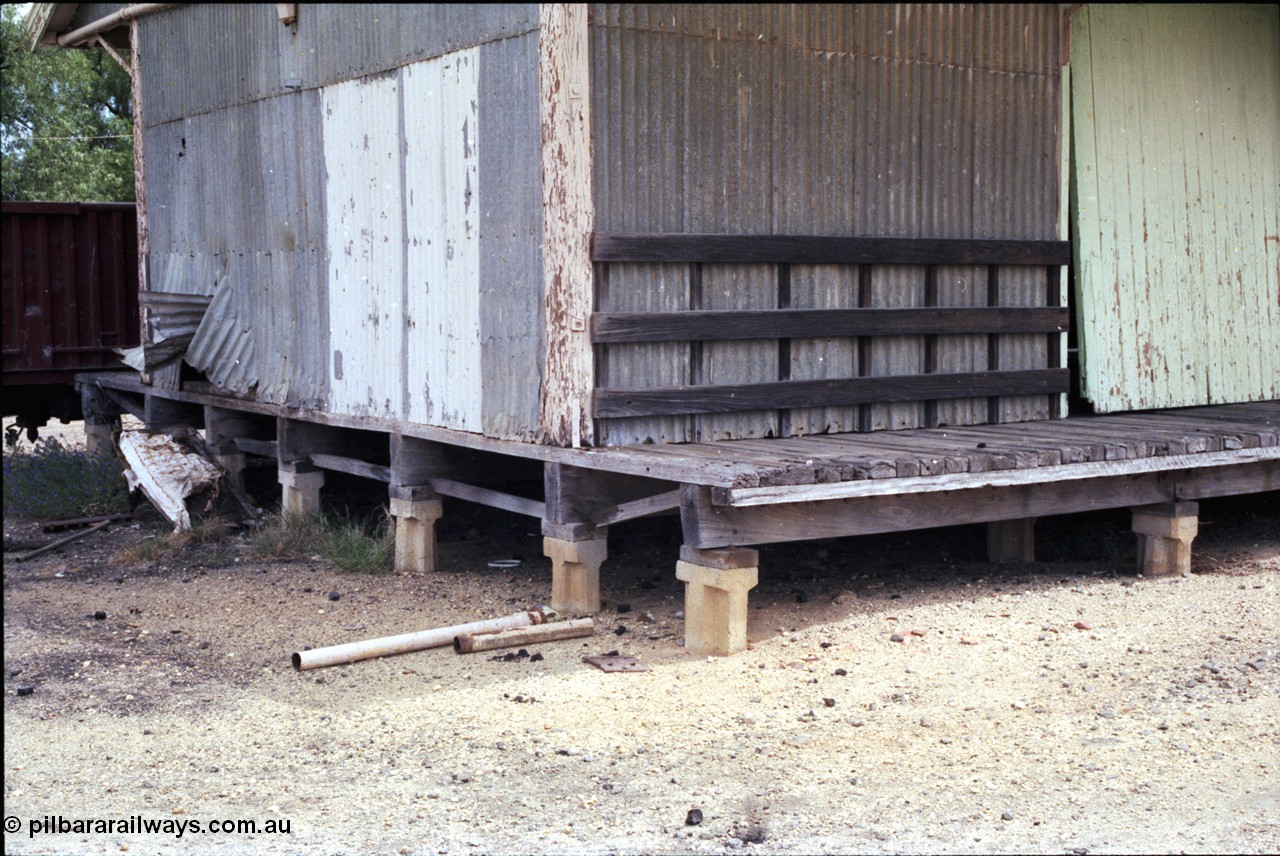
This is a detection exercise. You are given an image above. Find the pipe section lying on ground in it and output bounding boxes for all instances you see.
[454,617,595,654]
[292,608,551,671]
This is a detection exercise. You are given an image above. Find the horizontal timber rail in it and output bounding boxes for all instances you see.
[590,234,1068,428]
[595,370,1068,419]
[592,307,1067,344]
[591,234,1070,265]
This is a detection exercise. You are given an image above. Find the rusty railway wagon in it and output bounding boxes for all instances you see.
[30,3,1278,654]
[1,202,140,439]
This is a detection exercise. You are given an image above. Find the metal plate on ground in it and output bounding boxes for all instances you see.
[582,656,649,673]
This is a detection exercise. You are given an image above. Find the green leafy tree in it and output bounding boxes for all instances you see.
[0,3,134,201]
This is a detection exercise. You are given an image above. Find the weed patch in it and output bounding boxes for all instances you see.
[251,510,394,573]
[3,437,129,520]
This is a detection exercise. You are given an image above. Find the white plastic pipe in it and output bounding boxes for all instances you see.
[292,608,550,671]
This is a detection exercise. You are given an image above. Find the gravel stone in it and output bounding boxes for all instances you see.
[4,426,1275,856]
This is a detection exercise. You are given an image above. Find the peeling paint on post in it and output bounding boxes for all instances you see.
[539,3,594,448]
[130,19,152,387]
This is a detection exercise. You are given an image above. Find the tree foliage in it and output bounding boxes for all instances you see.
[0,3,134,202]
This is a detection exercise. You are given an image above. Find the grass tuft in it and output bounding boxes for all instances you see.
[250,510,394,574]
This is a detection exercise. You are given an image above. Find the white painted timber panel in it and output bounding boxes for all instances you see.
[322,72,405,418]
[404,49,483,432]
[1072,5,1280,411]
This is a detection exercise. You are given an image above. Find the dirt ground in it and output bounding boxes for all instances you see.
[4,419,1278,855]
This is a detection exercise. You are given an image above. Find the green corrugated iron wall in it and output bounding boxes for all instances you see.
[1071,3,1279,412]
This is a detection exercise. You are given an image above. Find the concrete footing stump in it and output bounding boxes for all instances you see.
[1133,501,1199,576]
[544,535,608,616]
[390,493,443,573]
[676,547,759,656]
[279,463,324,516]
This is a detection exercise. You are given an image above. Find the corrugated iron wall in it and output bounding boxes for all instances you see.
[1072,4,1280,411]
[590,4,1063,443]
[139,4,545,438]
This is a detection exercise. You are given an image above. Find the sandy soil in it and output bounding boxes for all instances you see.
[4,419,1278,855]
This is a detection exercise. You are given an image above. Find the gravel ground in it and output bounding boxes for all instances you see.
[4,419,1278,855]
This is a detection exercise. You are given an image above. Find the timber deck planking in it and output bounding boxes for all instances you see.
[79,372,1276,495]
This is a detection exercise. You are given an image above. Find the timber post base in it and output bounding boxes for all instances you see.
[83,418,118,458]
[676,546,759,657]
[1132,501,1199,577]
[543,532,608,616]
[390,486,443,574]
[988,518,1036,563]
[279,462,324,516]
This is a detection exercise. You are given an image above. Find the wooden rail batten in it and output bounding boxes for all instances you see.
[592,234,1072,266]
[539,4,594,448]
[594,369,1069,419]
[591,233,1070,436]
[591,307,1069,344]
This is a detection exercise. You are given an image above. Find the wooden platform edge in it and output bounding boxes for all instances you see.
[715,447,1280,507]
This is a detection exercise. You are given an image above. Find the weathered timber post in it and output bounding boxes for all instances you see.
[204,407,261,493]
[988,518,1036,563]
[81,384,122,457]
[542,463,614,615]
[388,434,447,573]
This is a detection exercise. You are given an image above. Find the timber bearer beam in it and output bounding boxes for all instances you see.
[684,460,1277,548]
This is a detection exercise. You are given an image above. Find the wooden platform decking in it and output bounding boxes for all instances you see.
[82,371,1277,498]
[574,401,1278,549]
[609,401,1280,497]
[78,372,1277,654]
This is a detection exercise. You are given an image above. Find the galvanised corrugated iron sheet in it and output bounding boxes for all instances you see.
[1072,4,1280,411]
[148,90,330,408]
[402,49,483,432]
[320,41,543,436]
[591,4,1062,443]
[140,8,544,435]
[186,280,257,393]
[323,66,406,422]
[141,4,538,125]
[476,33,544,440]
